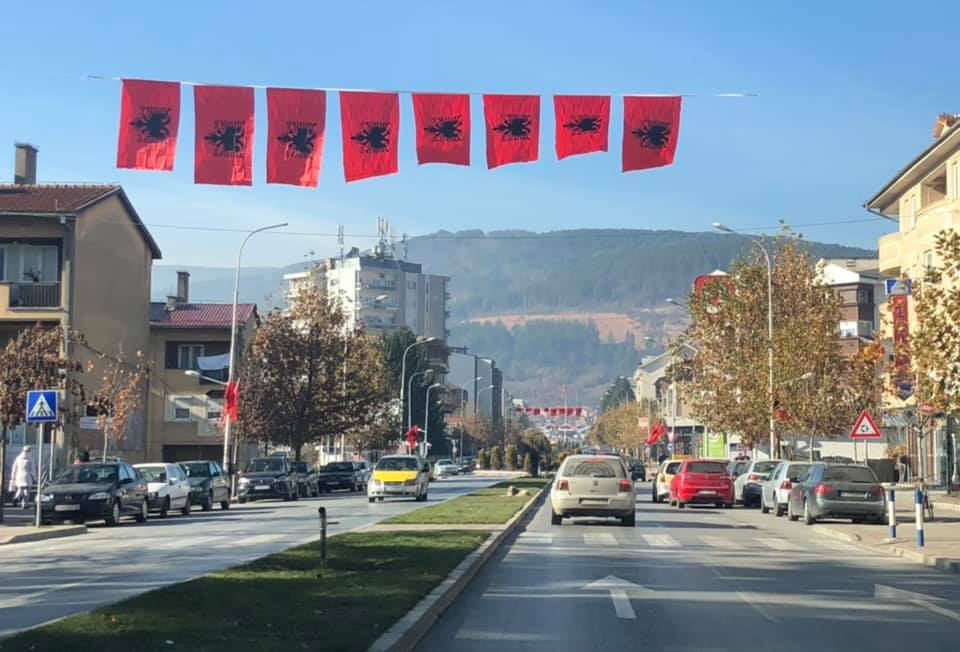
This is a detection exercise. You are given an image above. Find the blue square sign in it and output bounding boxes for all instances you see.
[26,390,58,423]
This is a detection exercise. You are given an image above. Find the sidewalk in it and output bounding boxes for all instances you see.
[0,505,86,545]
[810,489,960,573]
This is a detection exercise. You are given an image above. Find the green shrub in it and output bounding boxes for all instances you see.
[522,452,535,476]
[477,448,490,470]
[490,446,503,470]
[504,444,519,470]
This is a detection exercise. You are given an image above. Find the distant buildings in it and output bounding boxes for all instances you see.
[817,258,883,356]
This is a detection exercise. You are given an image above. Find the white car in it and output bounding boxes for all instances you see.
[134,462,192,518]
[760,461,811,517]
[434,459,460,477]
[551,454,637,526]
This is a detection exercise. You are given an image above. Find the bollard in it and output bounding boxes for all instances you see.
[887,487,896,539]
[318,506,327,568]
[915,484,925,547]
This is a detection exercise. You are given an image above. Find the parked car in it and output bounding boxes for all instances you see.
[180,460,232,510]
[734,459,781,507]
[40,462,148,526]
[353,460,372,491]
[434,459,460,477]
[367,455,430,502]
[237,457,297,503]
[787,463,886,525]
[652,459,683,503]
[551,454,636,526]
[669,459,734,509]
[628,460,646,482]
[318,461,360,492]
[460,457,475,474]
[289,460,319,498]
[760,461,811,516]
[134,462,191,518]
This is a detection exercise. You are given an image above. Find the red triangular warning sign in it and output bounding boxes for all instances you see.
[850,409,882,439]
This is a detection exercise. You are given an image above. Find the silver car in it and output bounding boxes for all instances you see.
[551,454,636,526]
[760,461,810,516]
[734,459,781,507]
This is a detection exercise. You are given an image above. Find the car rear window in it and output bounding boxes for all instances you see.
[754,462,779,473]
[567,460,624,478]
[686,462,727,474]
[824,466,878,483]
[786,464,810,480]
[325,462,354,472]
[376,458,418,471]
[665,462,682,474]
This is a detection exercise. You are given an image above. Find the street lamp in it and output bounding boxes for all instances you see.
[714,221,776,459]
[424,383,445,456]
[457,377,482,462]
[224,222,287,479]
[474,356,494,415]
[184,369,227,387]
[666,297,688,307]
[407,369,435,432]
[399,337,437,437]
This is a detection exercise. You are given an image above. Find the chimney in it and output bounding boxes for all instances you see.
[176,271,190,303]
[14,143,38,185]
[165,296,178,312]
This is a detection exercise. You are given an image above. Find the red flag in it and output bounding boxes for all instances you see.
[548,408,558,417]
[483,94,540,168]
[553,95,610,160]
[646,421,666,445]
[194,85,254,185]
[532,408,541,416]
[117,79,180,171]
[575,407,583,417]
[622,96,681,172]
[412,93,470,166]
[340,91,399,182]
[266,88,326,187]
[224,381,240,423]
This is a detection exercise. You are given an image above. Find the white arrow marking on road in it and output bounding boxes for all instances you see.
[875,584,960,623]
[581,575,651,620]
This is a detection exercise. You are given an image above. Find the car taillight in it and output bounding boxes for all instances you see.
[618,480,632,492]
[871,485,884,497]
[780,480,792,491]
[748,473,763,482]
[815,484,833,496]
[557,480,569,491]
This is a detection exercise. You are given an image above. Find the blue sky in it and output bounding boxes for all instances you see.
[0,1,954,268]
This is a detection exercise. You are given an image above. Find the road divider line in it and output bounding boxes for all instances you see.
[641,533,679,548]
[232,534,286,547]
[700,536,737,549]
[583,532,618,546]
[757,537,801,551]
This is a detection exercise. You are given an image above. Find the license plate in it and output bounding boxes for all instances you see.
[255,485,269,490]
[54,504,80,511]
[581,498,607,504]
[840,492,868,499]
[698,490,717,495]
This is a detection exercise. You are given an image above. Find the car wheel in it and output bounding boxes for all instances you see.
[803,500,816,526]
[377,497,384,502]
[651,490,658,503]
[239,497,247,504]
[105,500,121,527]
[135,499,148,523]
[160,497,170,518]
[621,512,636,527]
[368,497,375,504]
[221,491,231,510]
[760,496,770,514]
[202,492,213,512]
[775,503,785,517]
[181,497,191,516]
[724,502,733,509]
[551,510,563,525]
[677,501,685,509]
[292,487,299,502]
[787,501,799,522]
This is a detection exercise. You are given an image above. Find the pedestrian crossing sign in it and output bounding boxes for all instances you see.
[26,390,58,423]
[849,409,881,439]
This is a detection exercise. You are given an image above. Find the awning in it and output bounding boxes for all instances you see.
[882,413,911,428]
[197,353,230,371]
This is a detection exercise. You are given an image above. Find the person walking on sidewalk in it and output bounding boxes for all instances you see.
[899,453,910,483]
[9,446,37,509]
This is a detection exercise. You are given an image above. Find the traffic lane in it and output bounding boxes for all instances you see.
[0,474,497,639]
[418,496,960,652]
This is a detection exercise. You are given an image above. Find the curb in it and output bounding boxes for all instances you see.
[809,525,861,544]
[368,483,548,652]
[811,524,959,575]
[932,500,960,514]
[0,525,87,546]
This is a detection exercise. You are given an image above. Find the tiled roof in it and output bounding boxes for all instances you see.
[150,302,257,329]
[0,184,162,259]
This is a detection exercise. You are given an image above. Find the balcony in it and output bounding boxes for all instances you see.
[877,232,901,277]
[361,280,397,291]
[1,282,61,309]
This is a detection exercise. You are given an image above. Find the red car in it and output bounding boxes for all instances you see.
[669,459,734,509]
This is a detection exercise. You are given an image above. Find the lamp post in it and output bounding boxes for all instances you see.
[224,222,287,481]
[399,337,437,438]
[185,370,227,387]
[714,222,776,459]
[459,376,482,462]
[424,383,445,457]
[474,356,494,415]
[407,369,434,432]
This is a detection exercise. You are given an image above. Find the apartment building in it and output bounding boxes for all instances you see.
[817,258,883,356]
[0,144,160,468]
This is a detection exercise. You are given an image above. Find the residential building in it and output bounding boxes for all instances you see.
[817,258,883,356]
[0,143,160,471]
[147,271,258,465]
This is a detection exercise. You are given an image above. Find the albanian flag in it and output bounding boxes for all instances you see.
[116,79,181,171]
[224,381,240,423]
[340,91,399,182]
[553,95,610,160]
[622,96,681,172]
[483,94,540,168]
[412,93,470,166]
[266,88,326,187]
[194,85,254,185]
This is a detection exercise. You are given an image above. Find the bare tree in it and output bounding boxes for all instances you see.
[88,347,149,461]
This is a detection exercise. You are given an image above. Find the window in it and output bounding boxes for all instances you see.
[178,344,204,370]
[206,396,224,420]
[168,395,196,422]
[952,162,959,198]
[857,289,871,304]
[924,250,935,270]
[0,248,5,281]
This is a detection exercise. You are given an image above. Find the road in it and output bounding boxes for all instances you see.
[0,474,498,639]
[418,489,960,652]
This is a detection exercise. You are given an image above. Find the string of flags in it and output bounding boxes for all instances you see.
[515,406,587,417]
[114,78,684,187]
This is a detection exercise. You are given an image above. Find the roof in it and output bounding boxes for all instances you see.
[150,302,257,329]
[0,184,162,259]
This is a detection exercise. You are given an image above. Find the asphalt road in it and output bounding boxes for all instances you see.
[0,474,498,639]
[418,488,960,652]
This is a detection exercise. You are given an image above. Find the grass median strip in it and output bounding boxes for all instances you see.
[0,530,486,652]
[382,477,550,525]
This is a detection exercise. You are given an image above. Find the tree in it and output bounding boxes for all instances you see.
[504,443,519,470]
[0,324,85,523]
[589,401,650,452]
[518,428,552,475]
[490,446,503,470]
[236,284,386,459]
[477,448,490,470]
[522,452,534,476]
[88,347,149,461]
[600,376,635,413]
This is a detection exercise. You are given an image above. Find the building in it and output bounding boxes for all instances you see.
[0,143,160,470]
[817,258,883,356]
[147,271,258,465]
[865,113,960,485]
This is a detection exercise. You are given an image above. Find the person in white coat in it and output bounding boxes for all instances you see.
[9,446,37,509]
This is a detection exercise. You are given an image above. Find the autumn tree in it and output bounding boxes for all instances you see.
[88,347,149,461]
[600,376,635,413]
[588,400,650,453]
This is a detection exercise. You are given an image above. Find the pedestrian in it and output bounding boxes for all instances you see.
[10,446,37,509]
[899,454,910,483]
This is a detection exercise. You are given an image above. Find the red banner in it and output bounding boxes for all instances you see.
[194,85,254,185]
[622,96,681,172]
[412,93,470,166]
[340,91,399,182]
[891,293,913,399]
[553,95,610,159]
[483,94,540,168]
[266,88,326,187]
[646,421,666,445]
[224,381,239,423]
[117,79,180,171]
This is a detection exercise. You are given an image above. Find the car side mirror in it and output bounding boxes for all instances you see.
[169,479,176,486]
[121,477,133,485]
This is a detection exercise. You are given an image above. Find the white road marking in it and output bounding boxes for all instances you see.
[700,536,737,549]
[149,536,225,551]
[583,532,618,546]
[757,537,802,551]
[642,533,680,548]
[232,534,286,547]
[517,533,553,545]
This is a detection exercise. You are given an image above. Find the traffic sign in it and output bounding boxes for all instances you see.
[26,390,58,423]
[850,409,881,439]
[885,278,912,296]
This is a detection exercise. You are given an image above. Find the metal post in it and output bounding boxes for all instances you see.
[35,424,43,527]
[915,481,925,547]
[888,487,897,539]
[318,506,327,568]
[424,383,442,457]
